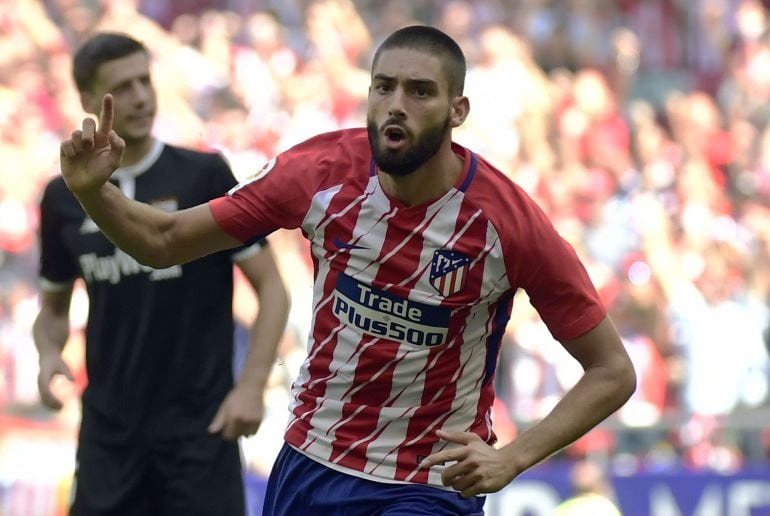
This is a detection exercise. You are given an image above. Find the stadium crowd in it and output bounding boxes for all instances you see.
[1,0,769,491]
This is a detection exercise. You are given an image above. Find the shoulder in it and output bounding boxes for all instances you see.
[281,128,369,165]
[289,127,368,149]
[225,129,370,208]
[459,149,568,264]
[267,128,370,186]
[39,175,85,224]
[41,175,75,204]
[160,143,230,168]
[464,151,549,230]
[156,143,235,192]
[42,174,69,193]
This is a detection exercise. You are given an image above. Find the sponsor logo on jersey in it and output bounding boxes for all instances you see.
[332,235,369,251]
[430,250,470,297]
[79,249,182,284]
[228,157,277,195]
[333,273,450,346]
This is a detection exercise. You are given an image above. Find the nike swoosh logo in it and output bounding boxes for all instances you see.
[333,236,368,251]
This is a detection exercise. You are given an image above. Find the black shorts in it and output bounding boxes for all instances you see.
[70,433,245,516]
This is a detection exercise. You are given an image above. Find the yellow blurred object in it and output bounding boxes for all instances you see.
[553,493,622,516]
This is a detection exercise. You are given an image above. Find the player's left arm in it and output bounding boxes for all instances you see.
[208,243,290,440]
[422,315,636,497]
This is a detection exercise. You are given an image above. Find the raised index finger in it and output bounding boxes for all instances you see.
[98,93,114,135]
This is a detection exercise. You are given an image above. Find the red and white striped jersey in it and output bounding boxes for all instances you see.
[210,128,605,488]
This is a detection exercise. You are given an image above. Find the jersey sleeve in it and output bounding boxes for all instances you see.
[39,180,79,287]
[209,134,333,243]
[206,151,267,257]
[510,198,606,342]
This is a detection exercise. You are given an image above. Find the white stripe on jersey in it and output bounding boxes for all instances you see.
[387,209,482,294]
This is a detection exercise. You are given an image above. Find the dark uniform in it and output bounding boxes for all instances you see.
[39,140,262,515]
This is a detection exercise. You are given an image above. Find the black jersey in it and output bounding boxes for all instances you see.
[39,140,263,443]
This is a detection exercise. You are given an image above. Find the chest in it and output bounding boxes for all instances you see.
[306,183,508,310]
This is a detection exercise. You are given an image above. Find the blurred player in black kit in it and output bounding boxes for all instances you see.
[33,32,290,515]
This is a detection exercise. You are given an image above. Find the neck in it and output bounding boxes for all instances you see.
[120,137,155,167]
[378,141,463,207]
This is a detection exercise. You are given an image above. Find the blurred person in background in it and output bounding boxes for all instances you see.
[55,25,635,515]
[553,459,622,516]
[637,191,770,461]
[32,32,289,515]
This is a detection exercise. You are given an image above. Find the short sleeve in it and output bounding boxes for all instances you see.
[38,181,79,286]
[514,202,606,341]
[209,132,342,243]
[205,152,267,256]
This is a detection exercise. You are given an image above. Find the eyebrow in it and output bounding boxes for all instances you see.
[106,73,151,91]
[372,74,438,88]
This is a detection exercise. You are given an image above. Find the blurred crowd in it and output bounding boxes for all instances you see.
[1,0,770,480]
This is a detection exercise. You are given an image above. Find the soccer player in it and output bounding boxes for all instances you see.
[34,33,289,515]
[57,26,635,515]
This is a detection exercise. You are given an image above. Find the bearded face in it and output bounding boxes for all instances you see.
[367,114,450,177]
[366,47,458,177]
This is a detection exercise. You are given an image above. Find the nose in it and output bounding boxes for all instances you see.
[388,87,406,119]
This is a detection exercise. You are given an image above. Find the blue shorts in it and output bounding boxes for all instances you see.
[262,443,485,515]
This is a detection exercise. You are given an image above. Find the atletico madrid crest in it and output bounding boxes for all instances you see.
[430,250,470,297]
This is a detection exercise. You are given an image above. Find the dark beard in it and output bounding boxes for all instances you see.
[367,116,450,177]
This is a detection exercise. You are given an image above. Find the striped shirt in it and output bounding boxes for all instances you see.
[209,128,605,487]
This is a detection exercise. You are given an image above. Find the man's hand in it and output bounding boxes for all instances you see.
[207,384,265,441]
[37,347,74,411]
[60,93,125,195]
[420,430,518,498]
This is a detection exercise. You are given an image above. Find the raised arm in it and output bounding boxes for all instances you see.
[60,94,242,267]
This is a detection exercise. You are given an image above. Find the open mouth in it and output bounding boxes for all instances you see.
[384,126,407,146]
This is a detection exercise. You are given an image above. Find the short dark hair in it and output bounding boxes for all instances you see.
[72,32,148,92]
[372,25,466,96]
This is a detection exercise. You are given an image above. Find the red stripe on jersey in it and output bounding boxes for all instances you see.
[392,196,493,480]
[327,191,475,472]
[286,183,368,446]
[328,203,435,470]
[327,342,410,469]
[284,317,344,440]
[391,333,476,481]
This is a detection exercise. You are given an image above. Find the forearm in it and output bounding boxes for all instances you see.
[76,183,177,267]
[501,363,634,473]
[33,290,73,354]
[33,294,77,410]
[33,310,69,354]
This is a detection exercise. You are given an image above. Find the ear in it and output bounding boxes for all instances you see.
[80,90,100,115]
[449,96,469,128]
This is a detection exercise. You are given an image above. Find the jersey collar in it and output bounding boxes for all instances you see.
[112,139,164,182]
